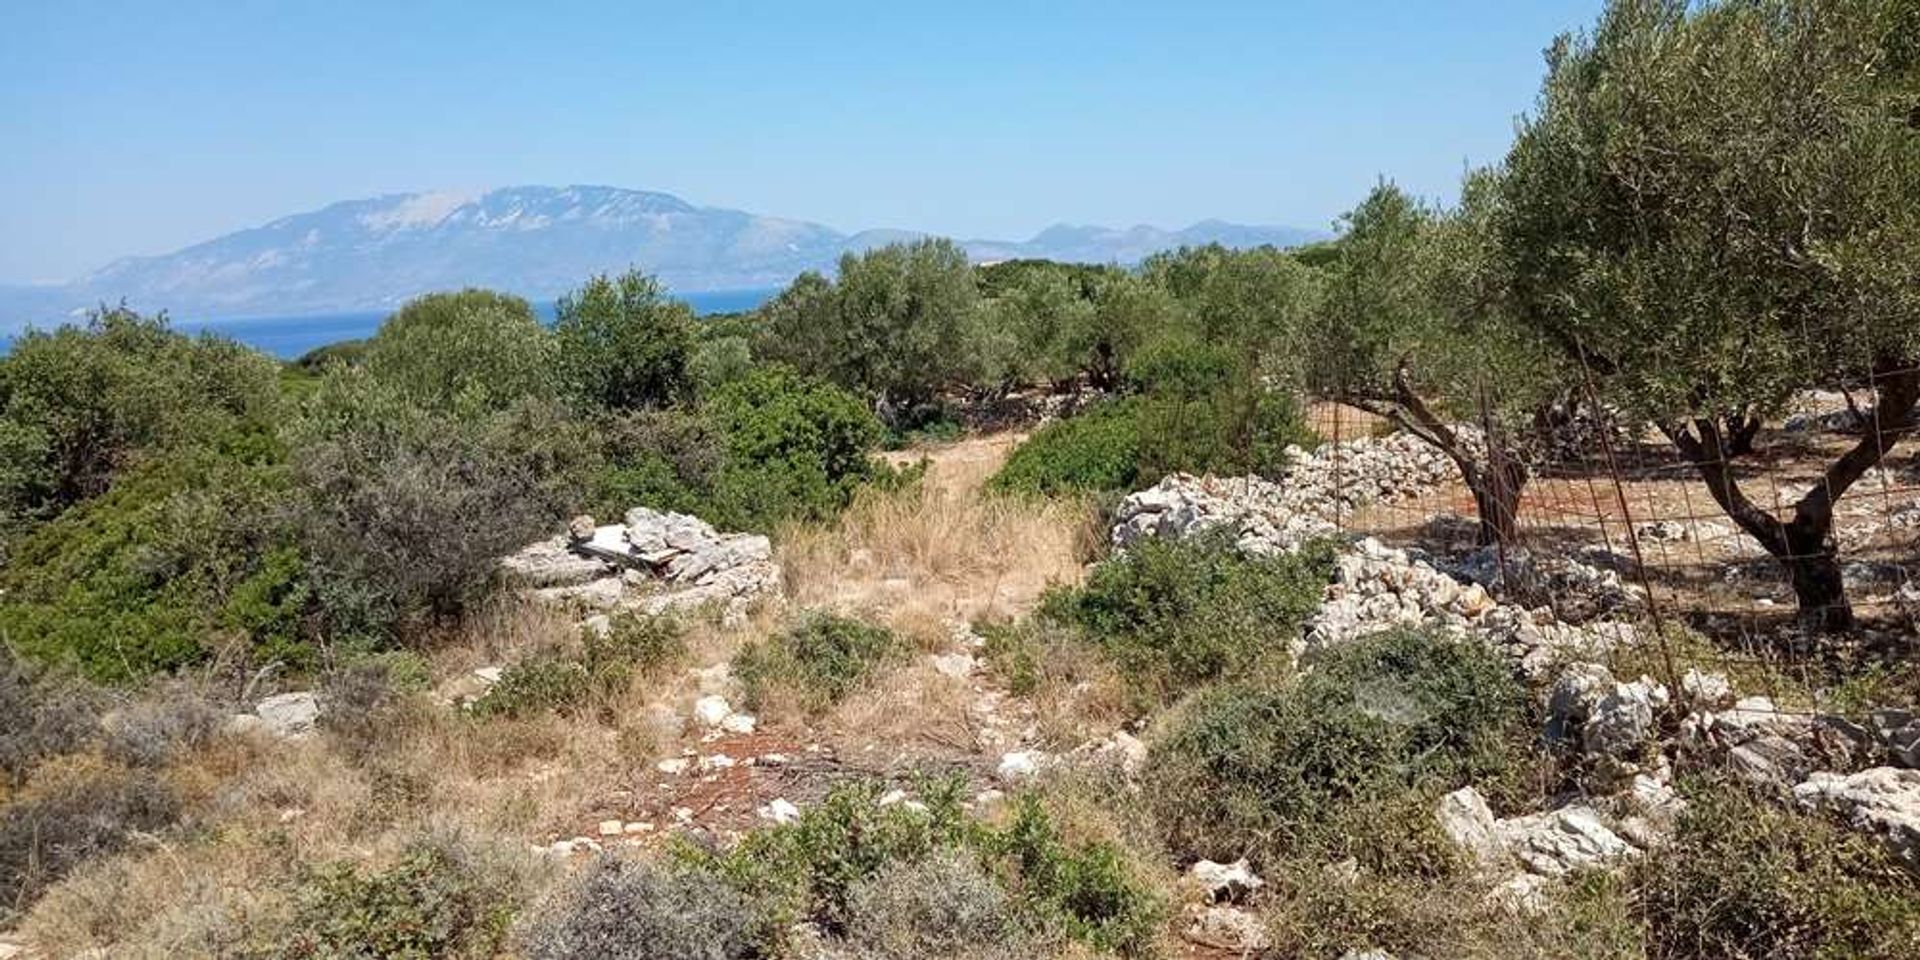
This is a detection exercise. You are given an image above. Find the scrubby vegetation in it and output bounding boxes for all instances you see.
[3,1,1917,955]
[1036,533,1334,698]
[1144,627,1532,868]
[735,612,907,716]
[1630,780,1920,959]
[681,780,1166,957]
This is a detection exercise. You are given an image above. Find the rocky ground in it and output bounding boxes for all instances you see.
[11,418,1917,959]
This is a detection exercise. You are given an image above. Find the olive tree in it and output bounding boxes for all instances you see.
[365,289,556,413]
[1501,0,1920,630]
[757,238,979,420]
[553,270,695,410]
[1312,179,1559,547]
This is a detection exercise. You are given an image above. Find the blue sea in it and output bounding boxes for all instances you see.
[2,287,780,360]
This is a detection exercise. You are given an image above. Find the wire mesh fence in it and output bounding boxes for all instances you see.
[1305,362,1919,714]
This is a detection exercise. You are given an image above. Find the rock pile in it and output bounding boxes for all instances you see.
[227,691,322,740]
[1436,782,1677,912]
[1303,537,1636,679]
[1110,430,1467,554]
[503,507,780,622]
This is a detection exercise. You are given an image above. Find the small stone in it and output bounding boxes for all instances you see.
[1488,873,1551,915]
[878,789,908,807]
[623,821,654,835]
[254,691,321,739]
[997,750,1045,782]
[929,652,977,679]
[1436,786,1504,866]
[719,712,757,735]
[693,695,733,727]
[1185,904,1270,952]
[568,515,597,542]
[597,819,623,837]
[472,665,504,685]
[760,798,801,824]
[1679,669,1734,710]
[700,753,735,771]
[1188,858,1264,903]
[656,757,690,775]
[1872,709,1920,769]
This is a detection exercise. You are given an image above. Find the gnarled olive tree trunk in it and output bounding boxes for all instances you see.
[1347,361,1529,549]
[1661,363,1920,634]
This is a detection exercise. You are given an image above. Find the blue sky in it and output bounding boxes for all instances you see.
[1,0,1604,284]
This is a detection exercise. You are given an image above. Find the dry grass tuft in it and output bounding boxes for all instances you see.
[780,433,1095,628]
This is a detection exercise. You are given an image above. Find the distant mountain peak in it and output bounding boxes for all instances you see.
[5,186,1326,325]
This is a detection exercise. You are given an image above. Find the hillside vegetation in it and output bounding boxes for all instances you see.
[2,1,1919,958]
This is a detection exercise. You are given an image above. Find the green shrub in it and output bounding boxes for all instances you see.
[702,366,887,530]
[553,270,696,411]
[844,849,1028,960]
[0,758,180,926]
[588,611,687,677]
[468,614,683,721]
[735,613,906,715]
[0,441,308,682]
[588,368,886,533]
[691,780,968,935]
[363,289,556,414]
[687,778,1163,957]
[991,794,1166,957]
[469,657,592,720]
[989,399,1143,496]
[522,857,766,960]
[0,648,100,786]
[268,838,520,960]
[0,306,282,527]
[1037,532,1333,698]
[1631,779,1920,959]
[1143,627,1530,869]
[288,374,592,643]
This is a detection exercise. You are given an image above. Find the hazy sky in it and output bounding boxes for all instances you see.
[1,0,1604,284]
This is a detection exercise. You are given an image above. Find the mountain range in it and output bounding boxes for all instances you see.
[1,185,1326,325]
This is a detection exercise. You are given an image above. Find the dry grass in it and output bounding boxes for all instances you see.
[781,433,1096,629]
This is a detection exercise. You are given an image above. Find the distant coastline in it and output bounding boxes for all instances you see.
[2,287,781,360]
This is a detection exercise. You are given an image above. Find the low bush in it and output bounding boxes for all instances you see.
[468,613,683,721]
[0,649,99,787]
[469,656,592,720]
[522,857,766,960]
[1630,779,1920,959]
[0,756,180,926]
[288,374,592,644]
[991,793,1166,957]
[1037,532,1334,698]
[1263,865,1643,959]
[318,651,432,759]
[1144,627,1531,869]
[843,849,1027,960]
[587,610,687,677]
[734,613,907,716]
[101,681,221,768]
[267,836,521,960]
[988,398,1142,496]
[0,441,309,683]
[687,779,1163,958]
